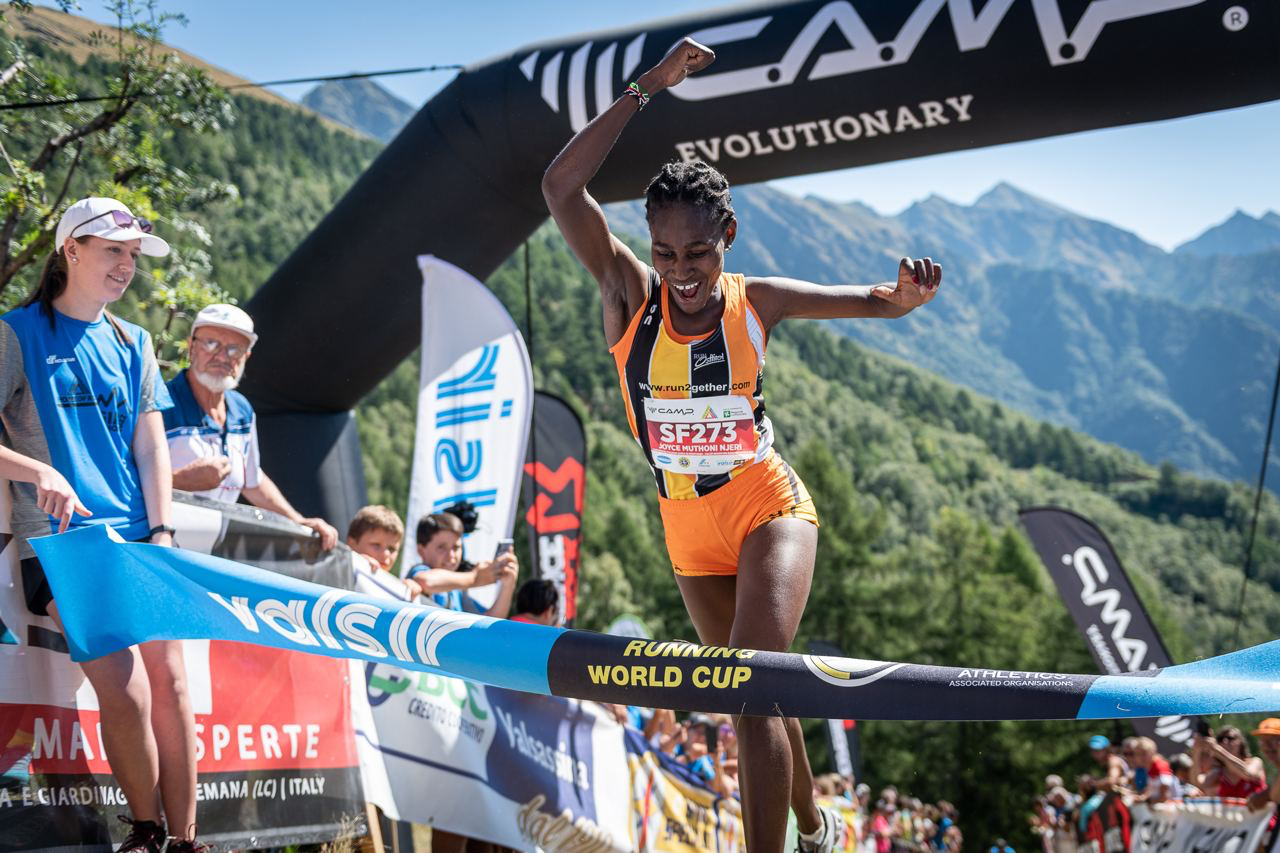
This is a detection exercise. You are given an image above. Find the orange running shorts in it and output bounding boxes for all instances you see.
[658,450,819,576]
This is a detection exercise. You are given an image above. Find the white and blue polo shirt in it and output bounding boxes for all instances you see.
[162,370,261,503]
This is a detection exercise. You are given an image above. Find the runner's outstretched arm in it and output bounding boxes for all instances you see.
[542,38,715,345]
[748,257,942,329]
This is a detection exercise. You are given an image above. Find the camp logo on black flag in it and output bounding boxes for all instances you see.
[1019,506,1197,754]
[522,392,586,626]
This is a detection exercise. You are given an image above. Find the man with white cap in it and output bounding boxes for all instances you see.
[162,303,338,549]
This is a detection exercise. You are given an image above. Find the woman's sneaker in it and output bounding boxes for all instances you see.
[166,825,209,853]
[797,804,848,853]
[115,817,166,853]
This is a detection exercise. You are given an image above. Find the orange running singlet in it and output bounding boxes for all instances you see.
[610,269,774,500]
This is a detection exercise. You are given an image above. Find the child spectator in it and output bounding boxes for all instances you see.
[406,512,517,617]
[678,713,718,785]
[1170,753,1201,798]
[1131,737,1176,803]
[509,578,559,625]
[346,505,419,601]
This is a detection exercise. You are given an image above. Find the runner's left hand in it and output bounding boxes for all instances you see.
[871,257,942,311]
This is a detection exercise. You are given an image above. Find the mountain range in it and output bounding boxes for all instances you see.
[301,78,416,142]
[606,184,1280,487]
[1176,209,1280,257]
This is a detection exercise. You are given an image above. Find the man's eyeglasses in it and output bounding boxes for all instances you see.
[191,336,250,360]
[71,209,153,237]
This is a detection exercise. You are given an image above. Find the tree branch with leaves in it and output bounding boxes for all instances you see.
[0,0,237,327]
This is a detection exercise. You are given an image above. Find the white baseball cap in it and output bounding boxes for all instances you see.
[55,197,170,257]
[191,303,258,347]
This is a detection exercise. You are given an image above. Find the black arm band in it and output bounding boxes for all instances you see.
[148,524,177,540]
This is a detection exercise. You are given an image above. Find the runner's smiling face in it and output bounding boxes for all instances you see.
[648,204,736,317]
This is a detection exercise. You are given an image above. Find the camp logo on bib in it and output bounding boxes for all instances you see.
[642,395,756,474]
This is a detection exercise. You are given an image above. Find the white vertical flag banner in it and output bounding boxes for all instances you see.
[404,256,533,601]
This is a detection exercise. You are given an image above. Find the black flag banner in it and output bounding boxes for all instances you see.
[1019,506,1197,755]
[522,391,586,626]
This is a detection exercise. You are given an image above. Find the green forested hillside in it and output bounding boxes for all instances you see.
[358,227,1280,845]
[0,35,381,313]
[156,93,382,301]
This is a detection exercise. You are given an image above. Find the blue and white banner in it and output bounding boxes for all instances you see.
[28,526,1280,724]
[353,664,631,850]
[404,256,533,589]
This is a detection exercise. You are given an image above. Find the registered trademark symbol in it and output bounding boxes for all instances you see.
[1223,6,1249,30]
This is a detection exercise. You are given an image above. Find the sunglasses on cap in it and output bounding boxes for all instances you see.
[191,336,250,360]
[71,209,153,237]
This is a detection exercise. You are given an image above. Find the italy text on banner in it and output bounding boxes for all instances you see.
[404,255,533,604]
[352,660,630,850]
[27,525,1280,723]
[0,488,363,852]
[625,729,743,852]
[1130,799,1276,853]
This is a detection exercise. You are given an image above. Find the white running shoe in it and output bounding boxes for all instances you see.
[797,804,846,853]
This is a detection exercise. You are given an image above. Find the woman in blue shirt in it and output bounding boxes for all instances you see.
[0,198,197,853]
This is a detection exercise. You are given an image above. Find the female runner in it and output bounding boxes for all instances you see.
[543,39,941,852]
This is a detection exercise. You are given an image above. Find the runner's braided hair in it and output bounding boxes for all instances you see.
[644,161,736,233]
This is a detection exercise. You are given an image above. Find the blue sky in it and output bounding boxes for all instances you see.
[62,0,1280,250]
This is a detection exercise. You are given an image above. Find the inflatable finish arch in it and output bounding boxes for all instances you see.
[241,0,1280,523]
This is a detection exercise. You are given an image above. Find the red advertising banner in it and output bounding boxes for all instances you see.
[0,642,363,851]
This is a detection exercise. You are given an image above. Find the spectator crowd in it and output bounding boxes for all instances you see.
[1029,727,1280,852]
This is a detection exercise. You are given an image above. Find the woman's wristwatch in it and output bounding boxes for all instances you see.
[148,524,177,541]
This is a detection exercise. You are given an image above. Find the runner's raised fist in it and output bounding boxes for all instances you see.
[640,38,715,93]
